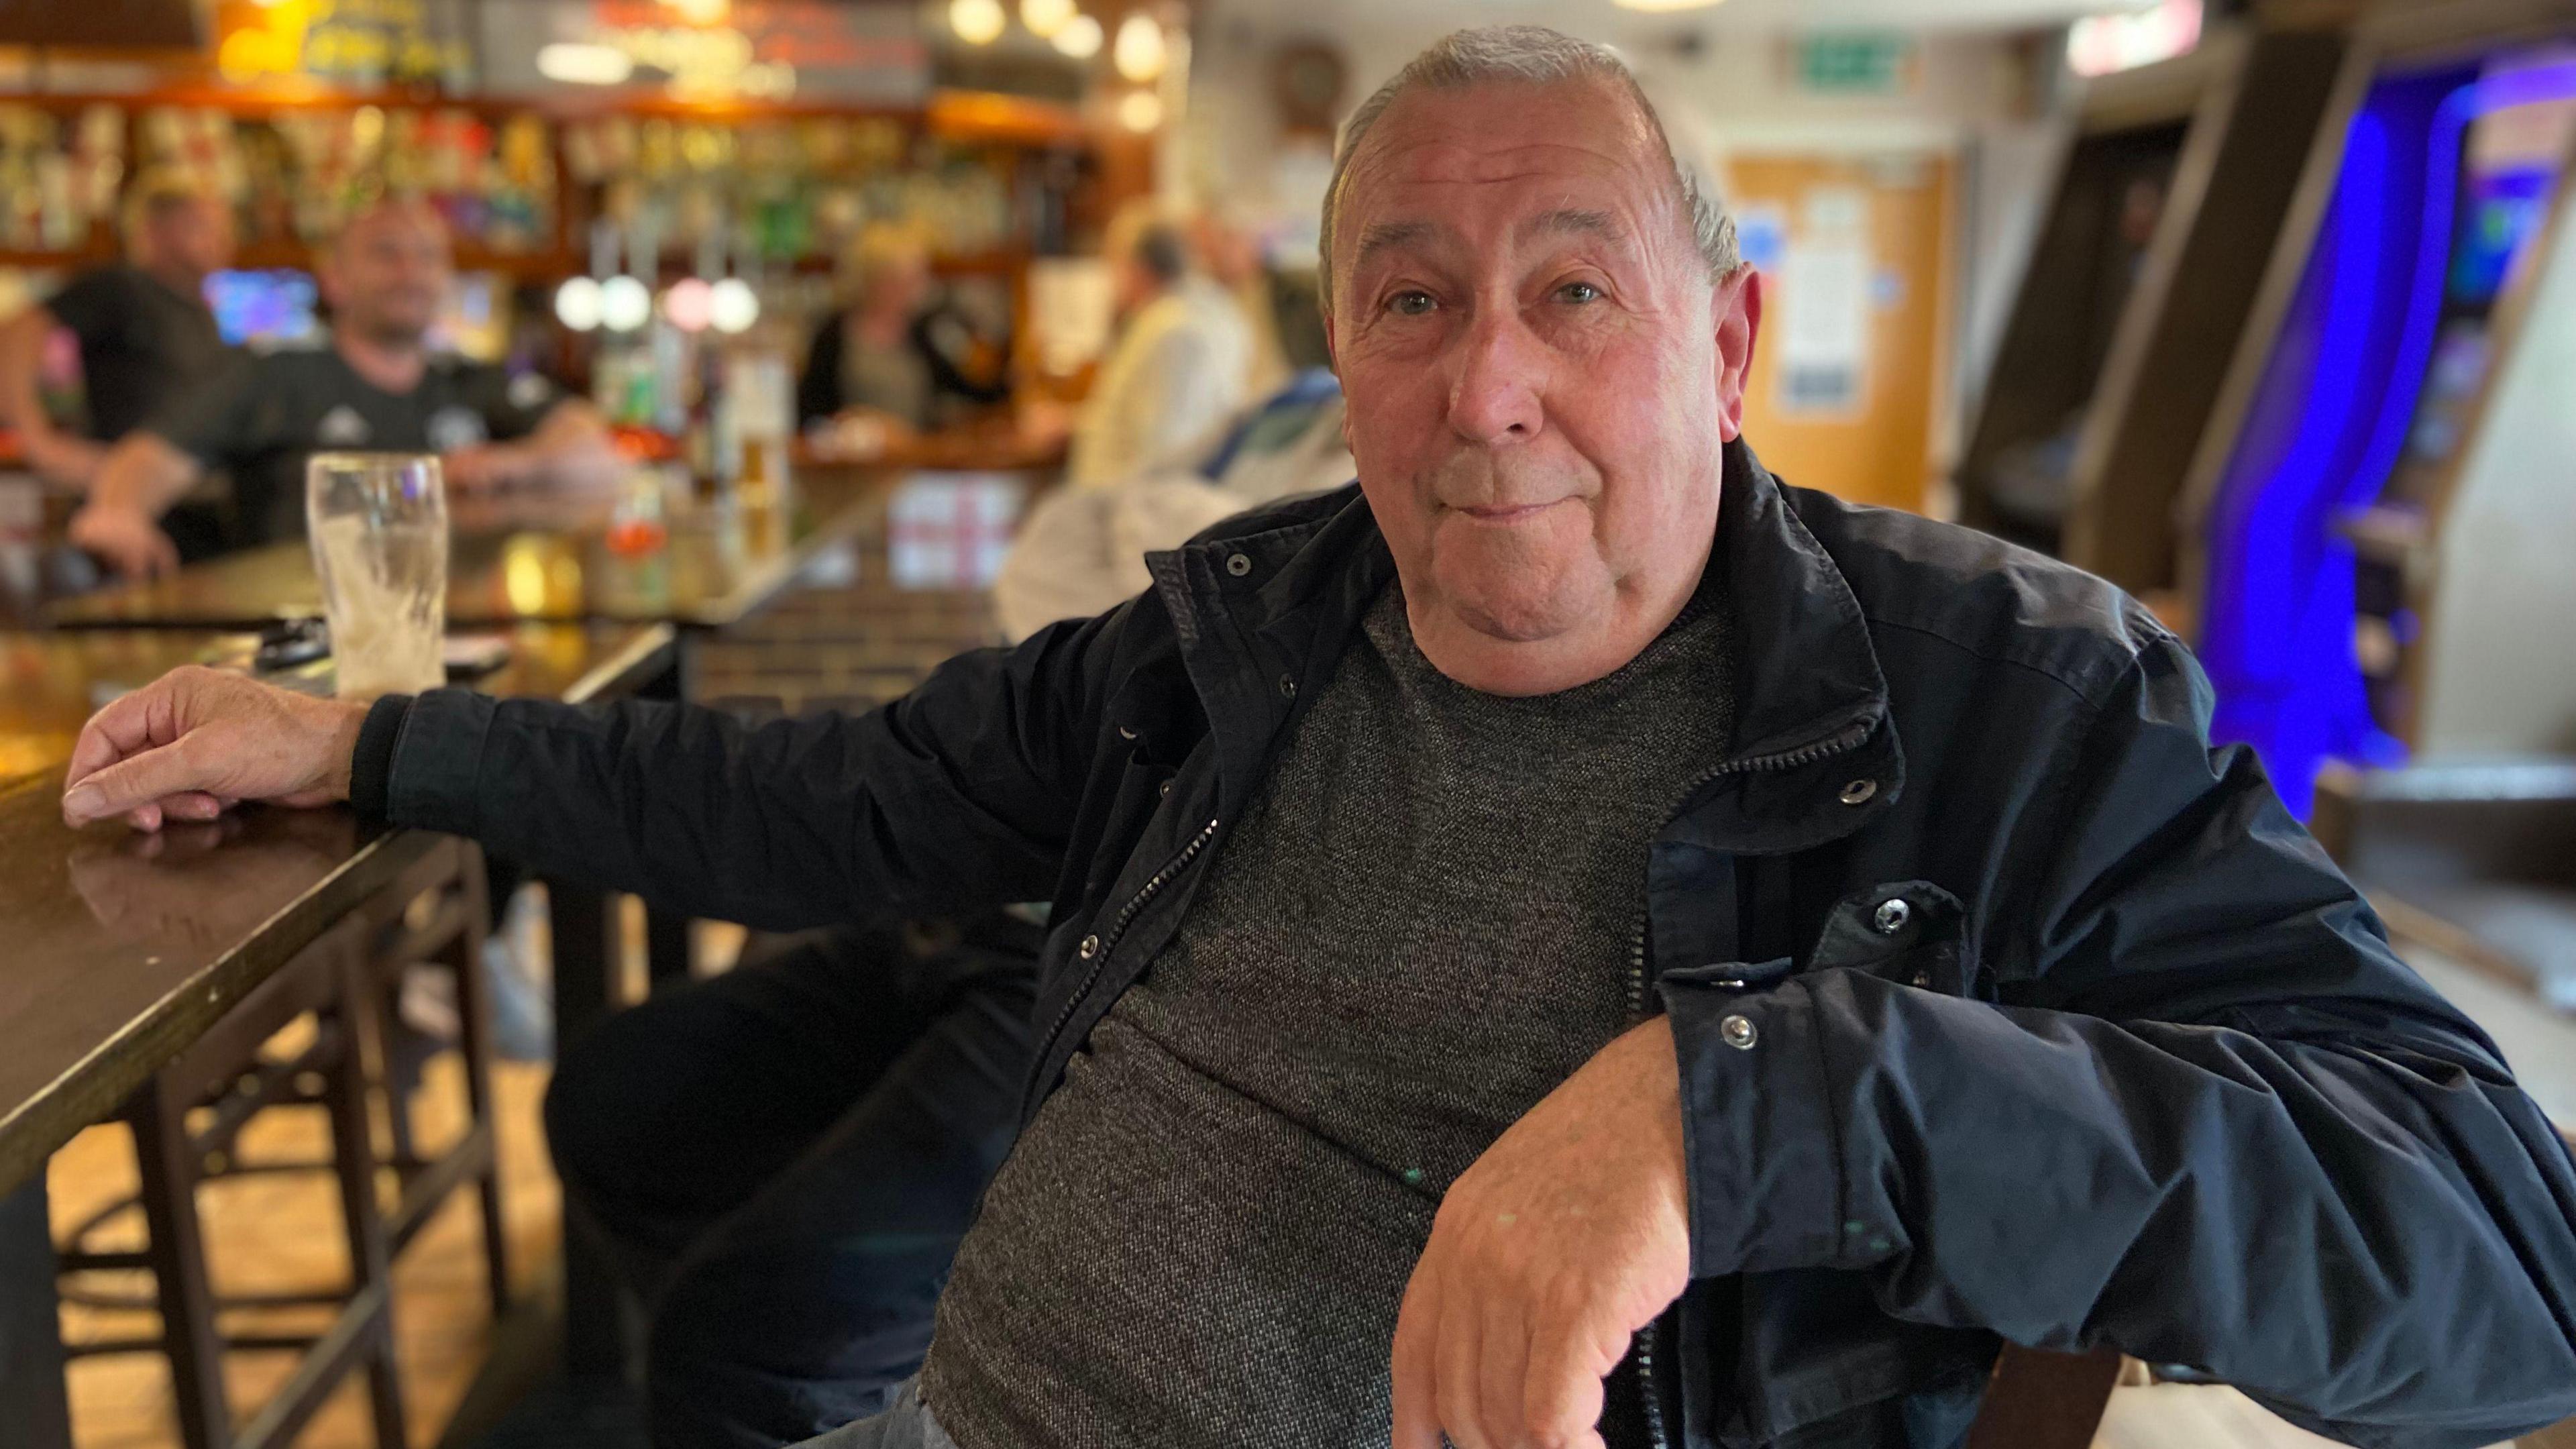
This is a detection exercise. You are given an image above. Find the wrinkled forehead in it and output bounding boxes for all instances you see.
[1333,78,1679,274]
[337,205,449,259]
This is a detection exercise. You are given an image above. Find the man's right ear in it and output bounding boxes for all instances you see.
[1711,268,1764,445]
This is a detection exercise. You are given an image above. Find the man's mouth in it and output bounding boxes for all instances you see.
[1453,500,1564,524]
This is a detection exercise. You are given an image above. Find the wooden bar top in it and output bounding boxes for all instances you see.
[0,621,676,1197]
[45,465,917,633]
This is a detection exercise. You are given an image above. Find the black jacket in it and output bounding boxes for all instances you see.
[362,443,2576,1448]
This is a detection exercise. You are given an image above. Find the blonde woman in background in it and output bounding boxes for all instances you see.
[798,225,1008,439]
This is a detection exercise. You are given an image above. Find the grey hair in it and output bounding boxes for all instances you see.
[1317,25,1740,319]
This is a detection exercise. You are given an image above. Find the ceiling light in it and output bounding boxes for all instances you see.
[553,276,604,331]
[1052,13,1102,58]
[710,277,761,333]
[949,0,1006,46]
[1113,11,1165,82]
[1020,0,1074,39]
[536,42,635,86]
[601,275,653,332]
[1116,90,1163,132]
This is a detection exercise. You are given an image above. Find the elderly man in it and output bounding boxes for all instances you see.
[59,26,2576,1449]
[68,193,616,578]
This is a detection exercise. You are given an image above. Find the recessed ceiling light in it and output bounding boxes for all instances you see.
[1021,0,1074,39]
[1114,11,1167,82]
[1053,13,1102,58]
[950,0,1006,46]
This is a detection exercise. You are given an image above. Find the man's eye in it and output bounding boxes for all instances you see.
[1387,290,1437,317]
[1556,282,1603,305]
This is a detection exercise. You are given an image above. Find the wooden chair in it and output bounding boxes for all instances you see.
[1965,1344,2125,1449]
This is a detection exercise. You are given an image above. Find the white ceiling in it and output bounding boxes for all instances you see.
[1208,0,2147,40]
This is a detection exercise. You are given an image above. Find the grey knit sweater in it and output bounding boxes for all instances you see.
[918,574,1737,1448]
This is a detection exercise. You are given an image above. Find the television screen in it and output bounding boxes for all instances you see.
[204,269,319,348]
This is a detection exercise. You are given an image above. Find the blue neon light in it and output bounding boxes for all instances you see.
[2196,59,2576,817]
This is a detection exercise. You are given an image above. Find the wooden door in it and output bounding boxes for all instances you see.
[1725,152,1955,515]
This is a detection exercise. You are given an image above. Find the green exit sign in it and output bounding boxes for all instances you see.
[1796,32,1917,95]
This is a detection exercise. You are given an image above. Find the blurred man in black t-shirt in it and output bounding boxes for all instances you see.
[72,193,618,576]
[0,170,233,511]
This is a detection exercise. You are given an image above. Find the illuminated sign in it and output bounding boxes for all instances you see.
[2066,0,2203,80]
[480,0,928,103]
[215,0,471,86]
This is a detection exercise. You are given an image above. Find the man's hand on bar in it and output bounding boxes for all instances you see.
[60,666,369,832]
[66,499,180,580]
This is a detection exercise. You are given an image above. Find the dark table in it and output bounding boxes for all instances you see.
[0,622,676,1446]
[22,457,1046,1393]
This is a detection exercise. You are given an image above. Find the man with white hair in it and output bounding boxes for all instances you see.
[1063,204,1254,490]
[59,26,2576,1449]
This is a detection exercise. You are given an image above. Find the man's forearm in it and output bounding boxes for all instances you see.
[1660,964,2576,1447]
[88,433,202,519]
[518,402,622,491]
[0,308,55,439]
[0,308,91,482]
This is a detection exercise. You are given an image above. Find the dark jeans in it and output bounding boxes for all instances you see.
[543,914,1040,1449]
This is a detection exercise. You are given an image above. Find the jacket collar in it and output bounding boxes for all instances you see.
[1148,440,1902,842]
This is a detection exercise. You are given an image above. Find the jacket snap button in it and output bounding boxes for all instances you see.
[1872,898,1911,934]
[1838,778,1878,806]
[1159,780,1172,798]
[1077,934,1101,959]
[1279,675,1297,699]
[1226,553,1253,578]
[1721,1014,1758,1050]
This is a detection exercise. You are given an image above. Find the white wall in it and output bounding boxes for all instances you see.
[2419,191,2576,758]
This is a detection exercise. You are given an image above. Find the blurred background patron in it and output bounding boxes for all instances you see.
[68,193,614,577]
[1064,205,1253,490]
[0,168,233,528]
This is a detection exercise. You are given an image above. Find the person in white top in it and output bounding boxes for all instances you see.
[1065,207,1252,490]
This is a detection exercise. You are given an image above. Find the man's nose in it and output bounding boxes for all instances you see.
[1445,309,1547,445]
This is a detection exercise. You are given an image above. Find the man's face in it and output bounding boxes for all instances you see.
[1328,78,1760,696]
[150,197,235,278]
[323,205,452,345]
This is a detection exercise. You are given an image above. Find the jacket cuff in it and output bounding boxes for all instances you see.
[347,694,411,820]
[1659,968,1862,1277]
[382,687,500,837]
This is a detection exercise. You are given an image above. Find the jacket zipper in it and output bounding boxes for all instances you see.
[1618,714,1874,1449]
[1036,815,1222,1070]
[1623,714,1874,1037]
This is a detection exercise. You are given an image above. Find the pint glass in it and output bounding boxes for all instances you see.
[306,452,447,700]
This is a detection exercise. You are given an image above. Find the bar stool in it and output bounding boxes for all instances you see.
[343,837,511,1317]
[52,837,514,1449]
[54,913,404,1449]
